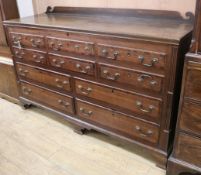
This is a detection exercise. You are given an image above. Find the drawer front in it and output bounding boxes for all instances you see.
[99,64,163,93]
[179,101,201,136]
[185,62,201,101]
[10,32,45,49]
[175,133,201,167]
[16,64,71,92]
[75,79,162,122]
[97,44,166,70]
[76,100,159,144]
[13,47,46,65]
[47,37,95,56]
[20,82,74,114]
[49,54,95,76]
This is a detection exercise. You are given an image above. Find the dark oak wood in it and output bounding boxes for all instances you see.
[191,0,201,54]
[16,63,72,93]
[48,54,95,76]
[167,53,201,175]
[0,0,19,102]
[0,0,19,56]
[99,63,164,93]
[75,78,162,123]
[174,133,201,168]
[179,101,201,137]
[20,82,74,115]
[4,7,193,168]
[76,99,160,145]
[0,60,19,100]
[167,1,201,173]
[13,47,47,65]
[97,43,166,71]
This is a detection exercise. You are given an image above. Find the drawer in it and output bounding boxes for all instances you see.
[175,133,201,167]
[99,64,164,93]
[47,37,95,56]
[185,61,201,101]
[20,82,74,114]
[48,54,95,76]
[10,32,45,49]
[13,47,46,65]
[76,99,159,144]
[179,101,201,136]
[97,44,166,70]
[75,79,162,122]
[16,64,71,92]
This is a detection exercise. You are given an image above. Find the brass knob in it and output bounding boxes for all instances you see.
[102,49,108,56]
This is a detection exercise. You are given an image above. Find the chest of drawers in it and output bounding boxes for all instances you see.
[4,7,193,168]
[167,54,201,175]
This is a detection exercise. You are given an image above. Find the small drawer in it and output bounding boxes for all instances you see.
[175,133,201,167]
[97,44,166,70]
[49,54,95,76]
[47,37,95,56]
[10,32,45,49]
[99,64,164,93]
[13,47,46,65]
[16,64,71,92]
[179,101,201,136]
[75,79,162,123]
[20,82,74,114]
[184,61,201,101]
[76,99,159,144]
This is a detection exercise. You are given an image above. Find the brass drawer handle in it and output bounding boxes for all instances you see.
[12,36,22,48]
[15,50,25,59]
[135,126,153,137]
[137,74,157,86]
[113,51,119,60]
[103,70,120,81]
[84,46,90,51]
[18,68,29,76]
[101,49,119,60]
[76,64,91,74]
[74,45,80,50]
[33,54,45,63]
[52,59,65,68]
[79,107,93,117]
[22,86,32,95]
[30,38,42,48]
[135,101,155,113]
[78,85,92,95]
[50,42,63,51]
[58,99,70,107]
[138,55,158,67]
[102,49,108,56]
[55,78,69,88]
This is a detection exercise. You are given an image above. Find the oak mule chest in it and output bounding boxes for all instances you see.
[4,7,193,168]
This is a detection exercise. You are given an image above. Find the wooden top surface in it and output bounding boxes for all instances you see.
[4,7,193,44]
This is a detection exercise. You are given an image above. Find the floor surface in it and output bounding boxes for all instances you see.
[0,98,166,175]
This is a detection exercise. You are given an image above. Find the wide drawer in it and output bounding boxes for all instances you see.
[20,82,74,114]
[97,44,166,70]
[48,54,95,76]
[16,64,71,92]
[175,133,201,168]
[10,32,45,50]
[184,61,201,101]
[47,37,95,56]
[13,47,47,65]
[179,101,201,136]
[99,63,164,93]
[75,79,162,123]
[76,99,159,144]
